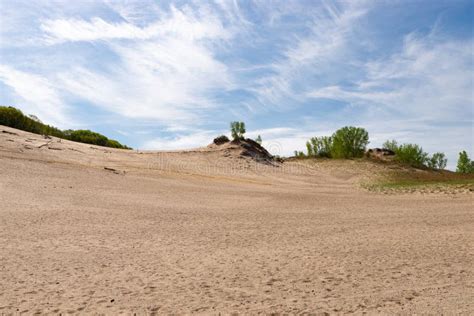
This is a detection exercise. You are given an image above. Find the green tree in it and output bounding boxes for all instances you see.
[68,130,108,146]
[395,143,428,168]
[306,136,333,158]
[306,141,313,156]
[456,151,474,173]
[331,126,369,158]
[256,135,262,145]
[427,152,447,170]
[383,139,399,152]
[0,106,64,137]
[230,121,246,140]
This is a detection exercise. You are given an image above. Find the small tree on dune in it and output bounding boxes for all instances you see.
[230,121,246,140]
[256,135,262,145]
[427,152,447,170]
[457,151,474,173]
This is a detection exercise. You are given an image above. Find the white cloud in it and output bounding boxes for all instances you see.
[40,6,230,44]
[0,2,244,129]
[0,64,70,127]
[41,5,234,126]
[141,130,219,150]
[308,33,473,121]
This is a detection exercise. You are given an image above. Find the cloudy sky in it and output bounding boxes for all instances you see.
[0,0,472,168]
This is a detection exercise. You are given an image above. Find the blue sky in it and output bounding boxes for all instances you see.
[0,0,472,168]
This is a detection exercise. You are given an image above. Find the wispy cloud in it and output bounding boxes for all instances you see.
[250,1,371,108]
[0,64,70,127]
[308,32,473,121]
[40,6,230,44]
[39,4,235,125]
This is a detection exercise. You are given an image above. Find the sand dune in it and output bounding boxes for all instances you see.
[0,125,473,314]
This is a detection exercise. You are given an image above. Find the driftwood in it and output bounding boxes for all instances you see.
[38,142,52,149]
[2,130,18,136]
[104,167,125,175]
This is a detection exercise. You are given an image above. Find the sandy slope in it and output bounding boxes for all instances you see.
[0,125,473,314]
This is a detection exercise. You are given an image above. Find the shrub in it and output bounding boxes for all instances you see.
[213,135,230,145]
[384,139,447,170]
[456,151,474,174]
[394,143,428,168]
[230,121,246,140]
[294,150,306,158]
[427,152,447,170]
[306,136,333,157]
[382,139,399,152]
[331,126,369,158]
[256,135,262,145]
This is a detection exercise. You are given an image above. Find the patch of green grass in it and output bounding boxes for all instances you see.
[363,169,474,193]
[376,178,474,189]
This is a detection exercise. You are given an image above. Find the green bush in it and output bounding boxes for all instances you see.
[456,151,474,174]
[382,139,399,153]
[304,127,368,159]
[427,152,447,170]
[0,105,131,149]
[330,126,369,158]
[384,139,448,170]
[294,150,306,158]
[230,121,246,140]
[393,143,428,168]
[306,136,333,157]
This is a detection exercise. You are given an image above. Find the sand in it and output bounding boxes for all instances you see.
[0,126,473,314]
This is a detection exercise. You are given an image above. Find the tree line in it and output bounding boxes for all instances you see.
[294,126,472,173]
[0,106,131,149]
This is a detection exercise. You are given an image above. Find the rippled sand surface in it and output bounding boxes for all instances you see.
[1,126,472,314]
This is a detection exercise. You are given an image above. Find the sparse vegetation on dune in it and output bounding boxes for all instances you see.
[366,169,474,193]
[381,139,448,170]
[347,157,474,193]
[297,127,460,175]
[0,106,65,138]
[289,155,473,194]
[293,126,474,189]
[0,106,131,149]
